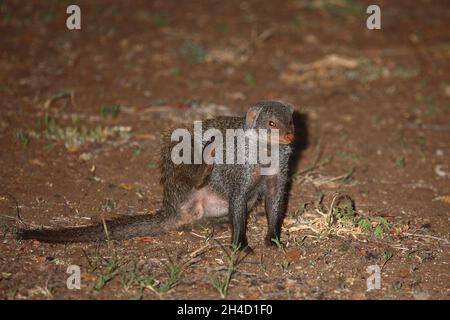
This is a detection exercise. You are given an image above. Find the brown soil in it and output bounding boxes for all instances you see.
[0,0,449,300]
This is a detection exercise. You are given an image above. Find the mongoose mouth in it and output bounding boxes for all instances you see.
[280,132,295,144]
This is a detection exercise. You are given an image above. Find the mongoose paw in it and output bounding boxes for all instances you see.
[264,236,282,248]
[264,238,274,247]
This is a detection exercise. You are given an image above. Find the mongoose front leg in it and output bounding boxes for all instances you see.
[229,192,250,251]
[264,174,287,246]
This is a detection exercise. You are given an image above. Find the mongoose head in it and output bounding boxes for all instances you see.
[245,101,295,145]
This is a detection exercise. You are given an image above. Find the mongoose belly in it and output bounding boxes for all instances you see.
[178,187,228,221]
[200,189,229,218]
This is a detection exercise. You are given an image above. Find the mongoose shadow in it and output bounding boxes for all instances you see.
[287,111,310,190]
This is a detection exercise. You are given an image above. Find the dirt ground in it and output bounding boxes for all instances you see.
[0,0,449,300]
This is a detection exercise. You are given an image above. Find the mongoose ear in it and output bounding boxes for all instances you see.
[245,106,262,128]
[286,103,294,114]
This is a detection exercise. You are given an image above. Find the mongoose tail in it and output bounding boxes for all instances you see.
[16,210,176,243]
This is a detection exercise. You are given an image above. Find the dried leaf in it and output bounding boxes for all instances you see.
[433,195,450,204]
[119,183,134,190]
[31,255,47,263]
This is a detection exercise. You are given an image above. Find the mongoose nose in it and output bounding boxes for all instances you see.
[285,132,295,142]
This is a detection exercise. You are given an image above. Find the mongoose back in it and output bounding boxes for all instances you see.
[17,101,295,250]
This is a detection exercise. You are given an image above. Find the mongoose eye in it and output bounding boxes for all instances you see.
[269,121,276,127]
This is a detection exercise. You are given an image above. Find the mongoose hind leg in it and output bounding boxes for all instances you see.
[177,187,228,228]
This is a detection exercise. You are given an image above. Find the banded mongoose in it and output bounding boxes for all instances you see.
[17,101,295,251]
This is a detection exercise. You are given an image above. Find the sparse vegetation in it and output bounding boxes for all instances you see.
[100,104,121,118]
[179,41,208,63]
[210,244,243,299]
[44,90,76,108]
[271,237,286,253]
[15,130,30,146]
[36,113,132,150]
[132,147,142,157]
[151,12,169,28]
[94,257,123,291]
[285,194,392,239]
[330,197,391,237]
[395,157,406,168]
[356,216,390,237]
[336,151,362,163]
[244,72,256,87]
[345,59,419,82]
[100,198,116,212]
[381,251,394,270]
[94,252,188,296]
[276,260,291,273]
